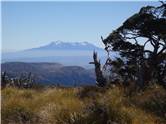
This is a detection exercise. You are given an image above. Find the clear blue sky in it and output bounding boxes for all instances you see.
[2,1,159,52]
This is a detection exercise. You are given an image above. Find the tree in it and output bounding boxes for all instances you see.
[90,51,107,87]
[101,2,166,87]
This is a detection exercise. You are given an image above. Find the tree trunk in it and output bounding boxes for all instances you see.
[90,51,107,87]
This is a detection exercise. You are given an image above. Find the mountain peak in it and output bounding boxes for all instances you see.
[28,41,103,51]
[49,41,91,46]
[49,41,64,45]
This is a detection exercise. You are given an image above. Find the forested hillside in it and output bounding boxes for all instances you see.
[1,62,95,86]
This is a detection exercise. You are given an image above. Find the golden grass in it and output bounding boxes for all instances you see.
[1,87,84,124]
[1,85,166,124]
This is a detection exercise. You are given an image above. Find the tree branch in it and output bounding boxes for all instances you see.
[157,46,166,55]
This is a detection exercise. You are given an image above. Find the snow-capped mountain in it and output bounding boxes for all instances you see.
[28,41,103,51]
[2,41,117,68]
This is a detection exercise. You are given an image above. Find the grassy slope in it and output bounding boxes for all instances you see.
[1,85,166,124]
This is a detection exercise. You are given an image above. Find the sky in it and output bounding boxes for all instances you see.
[2,1,159,52]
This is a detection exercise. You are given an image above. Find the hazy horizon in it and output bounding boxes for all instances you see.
[2,1,159,52]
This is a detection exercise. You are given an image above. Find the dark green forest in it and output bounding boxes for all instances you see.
[92,2,166,88]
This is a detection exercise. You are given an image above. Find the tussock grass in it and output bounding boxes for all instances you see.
[2,85,166,124]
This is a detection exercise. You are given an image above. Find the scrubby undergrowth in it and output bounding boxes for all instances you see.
[1,84,166,124]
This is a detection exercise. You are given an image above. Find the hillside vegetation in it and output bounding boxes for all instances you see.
[2,84,166,124]
[1,62,95,86]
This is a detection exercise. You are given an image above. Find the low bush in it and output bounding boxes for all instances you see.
[2,84,165,124]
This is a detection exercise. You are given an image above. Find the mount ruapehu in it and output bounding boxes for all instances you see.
[2,41,117,68]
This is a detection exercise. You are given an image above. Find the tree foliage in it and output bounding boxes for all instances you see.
[99,2,166,87]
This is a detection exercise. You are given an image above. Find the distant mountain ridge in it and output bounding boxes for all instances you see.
[1,62,95,86]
